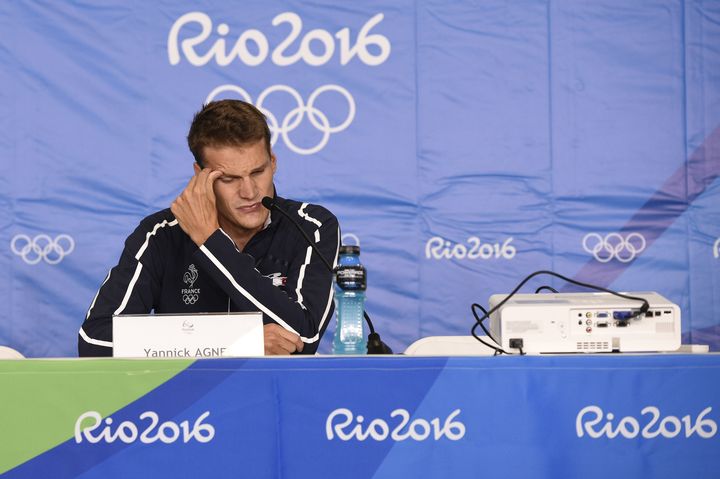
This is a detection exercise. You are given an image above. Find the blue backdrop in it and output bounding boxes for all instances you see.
[1,0,719,357]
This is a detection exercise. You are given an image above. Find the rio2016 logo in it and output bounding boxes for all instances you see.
[576,405,717,439]
[168,12,390,67]
[74,410,215,444]
[326,408,465,442]
[425,236,516,260]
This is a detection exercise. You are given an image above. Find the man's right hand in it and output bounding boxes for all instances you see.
[171,168,224,246]
[263,323,304,355]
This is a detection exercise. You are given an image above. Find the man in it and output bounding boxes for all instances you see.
[78,100,340,356]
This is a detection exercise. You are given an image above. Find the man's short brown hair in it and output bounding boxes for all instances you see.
[187,100,272,166]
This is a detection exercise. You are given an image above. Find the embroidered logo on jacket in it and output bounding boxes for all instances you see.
[182,264,201,304]
[265,272,287,287]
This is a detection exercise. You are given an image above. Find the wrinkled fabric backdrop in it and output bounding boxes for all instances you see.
[1,0,719,357]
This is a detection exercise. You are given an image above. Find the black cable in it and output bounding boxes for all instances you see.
[535,285,559,294]
[470,270,651,353]
[471,322,504,355]
[471,303,494,339]
[470,321,508,356]
[470,303,508,354]
[363,312,376,334]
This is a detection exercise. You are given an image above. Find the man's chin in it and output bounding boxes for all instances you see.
[225,213,267,233]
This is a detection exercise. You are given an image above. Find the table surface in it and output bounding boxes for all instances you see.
[1,354,719,479]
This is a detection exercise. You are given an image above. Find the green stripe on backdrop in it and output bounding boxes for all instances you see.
[0,358,193,474]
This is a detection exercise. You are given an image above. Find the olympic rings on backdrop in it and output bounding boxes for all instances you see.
[11,234,75,265]
[205,84,355,155]
[582,233,646,263]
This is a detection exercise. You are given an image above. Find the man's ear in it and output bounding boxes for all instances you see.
[193,162,201,174]
[271,153,277,174]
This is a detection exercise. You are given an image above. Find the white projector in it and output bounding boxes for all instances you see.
[488,292,681,354]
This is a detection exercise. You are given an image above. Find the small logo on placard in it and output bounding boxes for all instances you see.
[182,264,200,304]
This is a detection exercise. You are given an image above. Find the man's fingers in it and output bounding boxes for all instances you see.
[191,168,210,194]
[205,170,223,198]
[171,166,221,245]
[274,336,297,355]
[185,170,199,193]
[272,324,301,344]
[264,324,303,355]
[265,333,296,355]
[190,168,221,197]
[206,169,223,184]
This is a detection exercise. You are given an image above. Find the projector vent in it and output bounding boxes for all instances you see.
[576,341,610,351]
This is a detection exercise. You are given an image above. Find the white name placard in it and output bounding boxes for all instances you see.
[112,313,264,358]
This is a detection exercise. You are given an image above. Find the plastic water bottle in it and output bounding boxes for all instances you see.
[332,245,367,354]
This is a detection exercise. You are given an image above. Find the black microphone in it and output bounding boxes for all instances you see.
[262,196,392,354]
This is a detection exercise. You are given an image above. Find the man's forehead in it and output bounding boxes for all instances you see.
[202,143,272,170]
[202,139,266,155]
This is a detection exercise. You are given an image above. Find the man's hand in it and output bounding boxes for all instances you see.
[264,323,304,355]
[171,168,224,246]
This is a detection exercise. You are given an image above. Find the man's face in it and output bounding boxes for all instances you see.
[195,140,276,237]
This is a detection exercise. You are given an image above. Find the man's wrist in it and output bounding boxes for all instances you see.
[192,225,219,246]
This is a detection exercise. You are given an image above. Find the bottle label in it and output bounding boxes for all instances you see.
[335,265,366,291]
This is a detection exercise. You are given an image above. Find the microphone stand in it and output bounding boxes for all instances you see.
[261,196,393,354]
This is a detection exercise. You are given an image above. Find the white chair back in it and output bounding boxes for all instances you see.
[0,346,25,359]
[404,336,498,356]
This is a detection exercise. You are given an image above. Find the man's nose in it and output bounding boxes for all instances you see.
[238,178,257,199]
